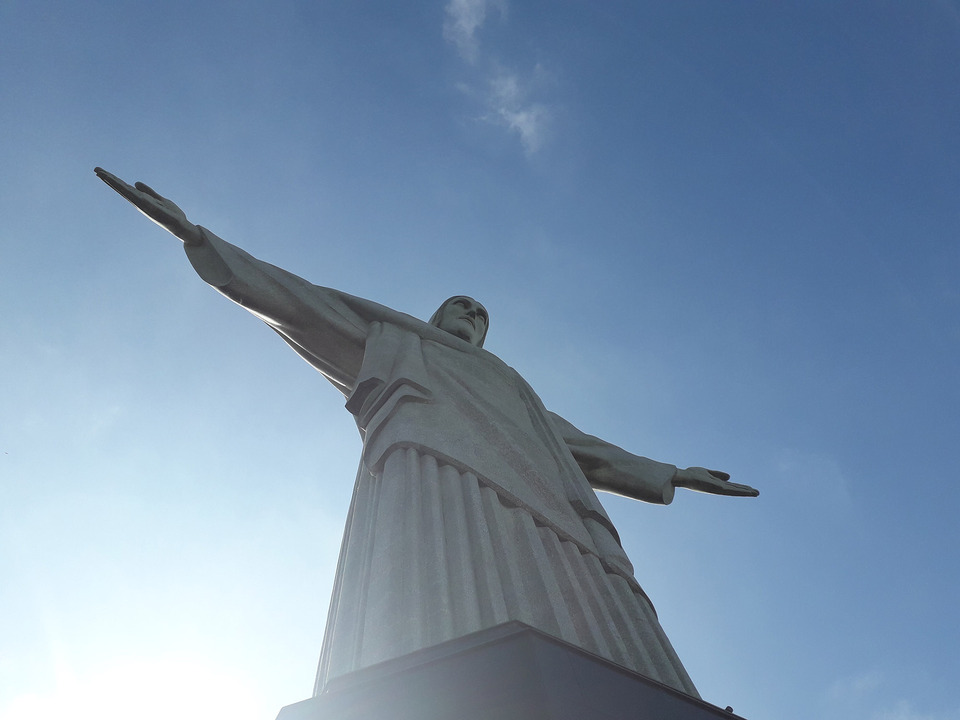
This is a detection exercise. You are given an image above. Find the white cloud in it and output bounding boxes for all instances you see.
[498,105,550,154]
[443,0,505,64]
[486,70,551,154]
[443,1,555,155]
[489,71,521,106]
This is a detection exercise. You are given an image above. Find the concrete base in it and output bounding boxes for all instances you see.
[277,622,745,720]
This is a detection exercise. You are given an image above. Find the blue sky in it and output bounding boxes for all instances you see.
[2,2,959,719]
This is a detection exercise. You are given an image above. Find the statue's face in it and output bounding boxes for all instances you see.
[436,296,488,346]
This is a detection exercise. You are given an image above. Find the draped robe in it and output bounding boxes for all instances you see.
[184,228,700,698]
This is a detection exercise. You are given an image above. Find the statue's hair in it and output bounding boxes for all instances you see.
[429,296,488,348]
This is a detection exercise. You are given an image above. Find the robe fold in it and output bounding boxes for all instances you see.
[184,228,700,698]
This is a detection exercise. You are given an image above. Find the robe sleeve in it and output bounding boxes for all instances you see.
[184,226,374,396]
[547,411,678,505]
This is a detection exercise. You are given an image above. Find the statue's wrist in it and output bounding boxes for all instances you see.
[181,223,203,247]
[662,476,677,505]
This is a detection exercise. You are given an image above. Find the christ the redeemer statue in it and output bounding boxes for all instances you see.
[96,167,758,700]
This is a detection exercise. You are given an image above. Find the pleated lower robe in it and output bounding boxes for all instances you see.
[315,448,698,697]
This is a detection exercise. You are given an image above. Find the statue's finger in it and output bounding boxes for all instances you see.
[95,167,122,184]
[95,167,139,200]
[134,182,166,201]
[726,482,759,497]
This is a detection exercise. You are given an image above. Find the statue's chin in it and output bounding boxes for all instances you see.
[439,326,474,344]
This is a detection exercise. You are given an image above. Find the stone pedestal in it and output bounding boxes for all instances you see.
[277,622,745,720]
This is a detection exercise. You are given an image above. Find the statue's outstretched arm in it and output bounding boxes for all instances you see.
[95,167,369,393]
[548,412,758,503]
[95,166,341,328]
[95,168,202,246]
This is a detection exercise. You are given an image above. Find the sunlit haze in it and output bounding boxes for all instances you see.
[2,3,959,720]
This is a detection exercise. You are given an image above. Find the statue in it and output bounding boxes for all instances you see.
[95,168,758,700]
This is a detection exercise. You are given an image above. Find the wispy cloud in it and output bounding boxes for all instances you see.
[485,67,552,154]
[443,0,554,155]
[443,0,504,64]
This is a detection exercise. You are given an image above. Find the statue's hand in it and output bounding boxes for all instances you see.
[95,167,202,246]
[672,467,758,497]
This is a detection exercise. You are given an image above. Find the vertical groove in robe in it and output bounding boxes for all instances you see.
[480,486,537,625]
[349,468,381,668]
[439,463,483,633]
[630,574,697,693]
[565,543,633,666]
[460,473,509,627]
[583,552,661,678]
[408,448,430,647]
[539,527,619,663]
[322,464,383,681]
[515,513,577,641]
[419,452,454,645]
[607,567,697,697]
[360,450,419,665]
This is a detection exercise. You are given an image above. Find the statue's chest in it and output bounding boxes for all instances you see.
[421,342,533,424]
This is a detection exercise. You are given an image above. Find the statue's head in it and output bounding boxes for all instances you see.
[429,296,489,347]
